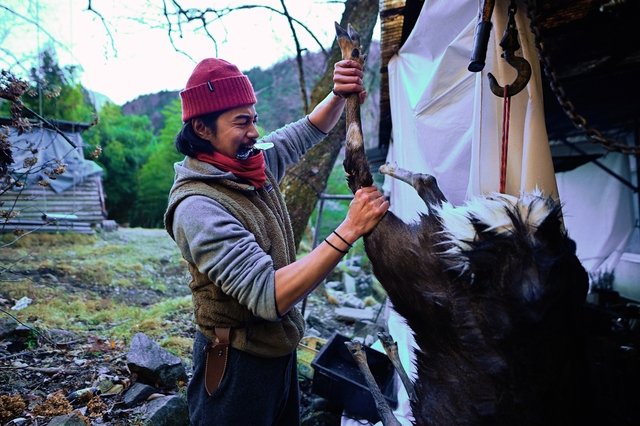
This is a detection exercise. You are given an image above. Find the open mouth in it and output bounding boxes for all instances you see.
[236,146,256,161]
[236,142,274,160]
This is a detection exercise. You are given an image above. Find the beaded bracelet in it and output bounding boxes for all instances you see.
[324,238,349,254]
[332,231,352,248]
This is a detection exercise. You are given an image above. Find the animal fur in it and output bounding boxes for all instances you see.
[336,23,592,426]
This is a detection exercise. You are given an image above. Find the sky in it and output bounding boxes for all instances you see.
[1,0,378,106]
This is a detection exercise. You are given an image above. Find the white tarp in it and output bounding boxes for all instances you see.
[555,146,635,275]
[343,0,634,424]
[7,126,103,193]
[384,0,556,220]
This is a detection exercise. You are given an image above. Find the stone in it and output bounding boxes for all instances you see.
[122,382,157,408]
[335,306,375,322]
[343,273,356,293]
[143,395,189,426]
[0,317,19,339]
[126,333,188,388]
[46,414,87,426]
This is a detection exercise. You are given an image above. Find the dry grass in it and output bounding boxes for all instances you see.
[0,227,193,355]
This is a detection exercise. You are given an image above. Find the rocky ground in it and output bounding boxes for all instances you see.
[0,229,389,426]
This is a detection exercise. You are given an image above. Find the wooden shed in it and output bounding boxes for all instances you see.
[0,117,107,234]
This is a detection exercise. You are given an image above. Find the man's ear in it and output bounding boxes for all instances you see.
[192,118,210,140]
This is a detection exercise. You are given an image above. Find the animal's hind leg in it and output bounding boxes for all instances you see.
[380,163,447,207]
[335,22,373,193]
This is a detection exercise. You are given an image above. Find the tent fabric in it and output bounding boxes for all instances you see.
[7,126,103,193]
[556,149,635,275]
[384,0,557,221]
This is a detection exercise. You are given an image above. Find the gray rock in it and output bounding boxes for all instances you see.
[335,306,375,322]
[0,317,19,339]
[143,395,189,426]
[127,333,188,388]
[12,324,33,338]
[122,382,158,408]
[46,414,87,426]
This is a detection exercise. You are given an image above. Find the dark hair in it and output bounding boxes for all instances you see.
[174,110,225,157]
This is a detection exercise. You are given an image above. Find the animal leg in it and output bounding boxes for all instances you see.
[344,340,402,426]
[335,22,373,194]
[378,332,417,404]
[380,162,448,207]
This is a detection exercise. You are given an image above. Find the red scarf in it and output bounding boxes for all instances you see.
[196,150,267,189]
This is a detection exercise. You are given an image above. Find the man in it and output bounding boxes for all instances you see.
[164,57,388,425]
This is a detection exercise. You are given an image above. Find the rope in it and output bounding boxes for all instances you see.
[500,84,511,194]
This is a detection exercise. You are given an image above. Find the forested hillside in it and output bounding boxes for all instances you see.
[121,41,380,144]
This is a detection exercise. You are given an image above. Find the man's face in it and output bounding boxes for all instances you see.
[203,104,259,159]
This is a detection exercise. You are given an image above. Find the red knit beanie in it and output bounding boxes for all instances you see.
[180,58,257,122]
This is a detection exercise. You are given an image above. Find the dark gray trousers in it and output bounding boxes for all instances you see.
[187,331,300,426]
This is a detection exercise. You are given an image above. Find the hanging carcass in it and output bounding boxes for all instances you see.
[335,22,592,426]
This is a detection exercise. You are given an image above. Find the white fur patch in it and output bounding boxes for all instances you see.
[436,189,556,270]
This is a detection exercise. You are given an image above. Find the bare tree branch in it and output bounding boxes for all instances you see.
[0,5,60,45]
[161,0,199,62]
[0,4,75,67]
[0,48,30,75]
[280,0,309,113]
[85,0,118,57]
[160,2,330,61]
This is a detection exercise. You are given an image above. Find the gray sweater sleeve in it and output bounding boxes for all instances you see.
[172,195,281,321]
[261,116,328,182]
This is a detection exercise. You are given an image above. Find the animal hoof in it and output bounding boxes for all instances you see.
[379,162,397,175]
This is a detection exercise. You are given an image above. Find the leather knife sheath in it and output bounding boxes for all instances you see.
[204,327,231,396]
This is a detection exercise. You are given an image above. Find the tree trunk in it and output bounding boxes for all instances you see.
[280,0,379,248]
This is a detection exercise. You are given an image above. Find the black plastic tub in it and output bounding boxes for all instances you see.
[310,332,398,423]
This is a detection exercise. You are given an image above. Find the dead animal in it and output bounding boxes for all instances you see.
[335,22,592,426]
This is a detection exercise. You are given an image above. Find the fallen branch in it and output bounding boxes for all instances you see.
[24,366,73,375]
[0,348,47,361]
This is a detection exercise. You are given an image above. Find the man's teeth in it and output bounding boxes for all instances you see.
[236,143,272,160]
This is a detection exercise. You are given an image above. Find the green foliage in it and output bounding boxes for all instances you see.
[245,54,328,134]
[26,328,40,350]
[3,43,381,231]
[130,99,184,228]
[309,162,351,245]
[0,99,9,116]
[304,160,384,259]
[21,47,96,123]
[82,103,157,225]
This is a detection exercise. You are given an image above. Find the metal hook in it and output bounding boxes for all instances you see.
[487,2,531,97]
